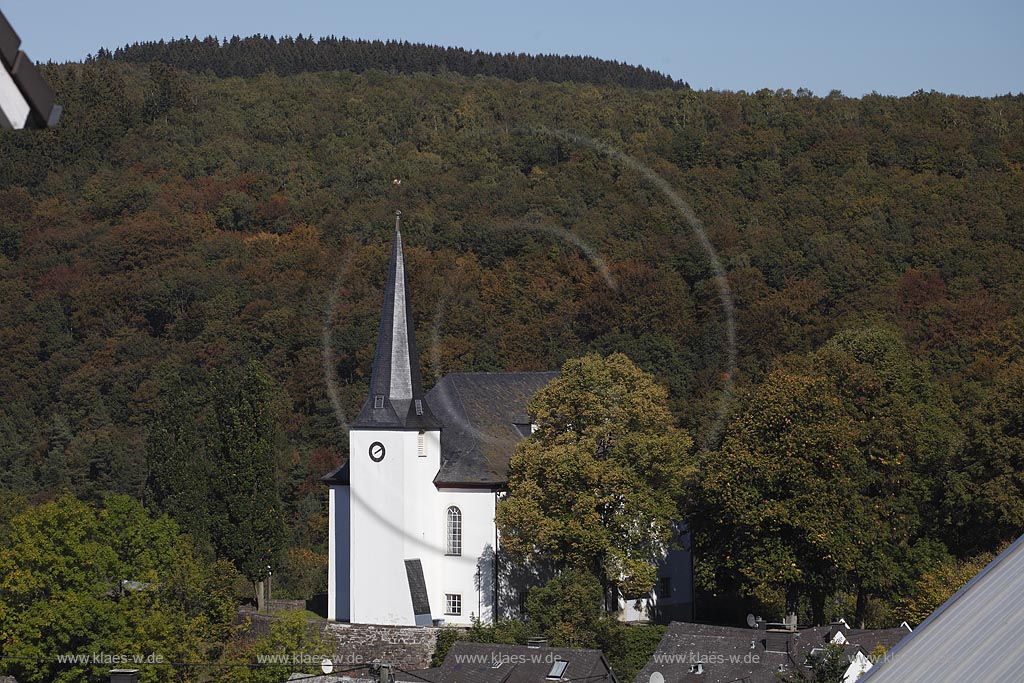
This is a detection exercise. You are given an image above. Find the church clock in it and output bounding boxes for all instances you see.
[368,441,386,462]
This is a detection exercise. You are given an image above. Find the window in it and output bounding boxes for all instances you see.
[418,431,426,457]
[373,395,385,409]
[660,576,672,599]
[445,593,462,615]
[546,661,568,679]
[446,506,462,556]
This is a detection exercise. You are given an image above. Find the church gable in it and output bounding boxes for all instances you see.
[427,371,558,487]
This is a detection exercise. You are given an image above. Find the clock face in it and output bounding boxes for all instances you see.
[368,441,386,462]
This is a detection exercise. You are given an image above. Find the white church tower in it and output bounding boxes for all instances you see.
[324,214,443,625]
[323,214,694,626]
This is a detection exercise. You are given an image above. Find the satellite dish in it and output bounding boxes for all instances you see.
[321,658,335,674]
[746,613,758,629]
[649,672,665,683]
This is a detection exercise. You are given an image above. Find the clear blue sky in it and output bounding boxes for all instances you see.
[3,0,1021,97]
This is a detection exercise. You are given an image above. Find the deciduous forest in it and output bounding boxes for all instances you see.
[1,37,1024,678]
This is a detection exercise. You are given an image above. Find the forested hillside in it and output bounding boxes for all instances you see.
[1,48,1023,626]
[109,35,686,89]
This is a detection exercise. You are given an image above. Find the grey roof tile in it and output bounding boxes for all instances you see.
[437,641,616,683]
[426,372,558,487]
[633,622,910,683]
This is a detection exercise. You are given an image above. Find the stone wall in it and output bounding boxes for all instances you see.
[324,623,440,671]
[234,611,440,672]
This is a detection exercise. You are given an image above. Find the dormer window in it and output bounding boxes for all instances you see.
[373,395,385,409]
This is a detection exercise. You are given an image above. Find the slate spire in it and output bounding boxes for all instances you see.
[352,212,440,430]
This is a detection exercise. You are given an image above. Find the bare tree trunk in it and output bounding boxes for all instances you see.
[785,584,800,626]
[256,579,266,612]
[855,585,869,629]
[811,591,826,626]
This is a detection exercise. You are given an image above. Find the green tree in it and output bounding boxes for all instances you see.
[217,611,331,683]
[496,353,693,602]
[815,327,959,626]
[209,361,287,610]
[779,643,848,683]
[0,495,236,683]
[524,569,611,648]
[689,368,864,621]
[897,549,996,626]
[693,328,961,626]
[945,360,1024,553]
[147,370,214,555]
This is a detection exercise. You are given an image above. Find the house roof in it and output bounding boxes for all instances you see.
[632,621,910,683]
[426,372,559,487]
[396,668,444,683]
[859,532,1024,682]
[351,223,440,431]
[433,641,617,683]
[321,461,349,485]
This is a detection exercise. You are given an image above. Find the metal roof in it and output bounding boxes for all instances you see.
[859,533,1024,682]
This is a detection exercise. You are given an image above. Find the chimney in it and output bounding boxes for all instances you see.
[829,619,848,642]
[764,629,793,654]
[110,670,139,683]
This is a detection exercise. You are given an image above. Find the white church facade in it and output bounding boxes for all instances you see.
[323,222,692,626]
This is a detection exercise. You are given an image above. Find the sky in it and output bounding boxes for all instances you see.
[2,0,1022,97]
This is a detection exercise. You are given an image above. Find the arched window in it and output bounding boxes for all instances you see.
[446,506,462,556]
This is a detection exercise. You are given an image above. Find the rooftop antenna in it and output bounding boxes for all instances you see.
[395,209,402,232]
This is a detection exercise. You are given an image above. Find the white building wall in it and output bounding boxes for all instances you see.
[402,429,443,619]
[436,488,498,625]
[341,425,506,626]
[349,428,413,625]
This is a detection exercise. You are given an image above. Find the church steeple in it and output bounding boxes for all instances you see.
[352,212,439,430]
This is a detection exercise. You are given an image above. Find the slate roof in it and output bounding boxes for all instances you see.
[859,532,1024,682]
[321,461,349,485]
[351,225,440,431]
[397,668,443,683]
[632,621,911,683]
[405,558,432,619]
[426,372,559,487]
[432,641,617,683]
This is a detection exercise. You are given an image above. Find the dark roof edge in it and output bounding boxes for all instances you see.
[433,479,504,490]
[320,461,350,485]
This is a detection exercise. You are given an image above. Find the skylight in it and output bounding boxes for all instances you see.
[546,661,568,679]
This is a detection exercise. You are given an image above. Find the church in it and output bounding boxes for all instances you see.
[322,219,692,626]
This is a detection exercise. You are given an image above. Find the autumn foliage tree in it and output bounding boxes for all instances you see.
[496,353,693,602]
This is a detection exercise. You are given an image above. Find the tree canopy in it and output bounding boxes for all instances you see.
[497,352,693,597]
[0,495,237,683]
[1,43,1023,629]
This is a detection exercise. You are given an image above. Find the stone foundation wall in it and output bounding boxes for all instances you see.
[325,623,440,671]
[234,611,440,672]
